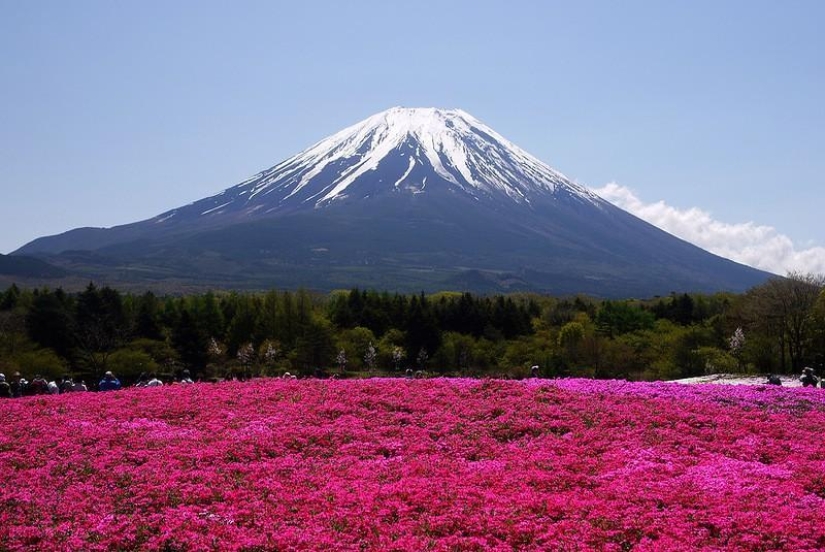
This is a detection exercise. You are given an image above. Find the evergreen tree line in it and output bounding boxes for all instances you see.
[0,272,823,387]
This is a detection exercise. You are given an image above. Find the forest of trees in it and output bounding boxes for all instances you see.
[0,272,823,388]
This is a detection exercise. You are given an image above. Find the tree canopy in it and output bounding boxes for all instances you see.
[1,274,823,386]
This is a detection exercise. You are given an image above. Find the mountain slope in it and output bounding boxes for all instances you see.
[14,107,772,296]
[0,253,67,278]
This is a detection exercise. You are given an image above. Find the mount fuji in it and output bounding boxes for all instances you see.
[15,107,771,296]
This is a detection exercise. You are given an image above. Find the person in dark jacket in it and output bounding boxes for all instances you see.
[28,374,49,395]
[801,367,819,388]
[59,377,74,393]
[98,371,122,391]
[10,372,26,397]
[0,374,11,398]
[766,374,782,386]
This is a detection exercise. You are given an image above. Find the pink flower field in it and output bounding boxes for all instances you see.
[3,379,825,551]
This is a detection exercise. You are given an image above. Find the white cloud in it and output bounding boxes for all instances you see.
[594,182,825,276]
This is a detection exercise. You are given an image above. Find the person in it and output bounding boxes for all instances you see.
[59,376,74,393]
[10,372,26,397]
[405,368,414,379]
[766,374,782,386]
[801,367,819,388]
[28,374,49,395]
[98,371,122,391]
[47,380,60,394]
[0,374,11,398]
[135,372,149,388]
[530,365,540,378]
[179,369,194,384]
[71,379,88,392]
[146,373,163,387]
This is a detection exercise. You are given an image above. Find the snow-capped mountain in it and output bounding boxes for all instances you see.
[152,107,606,225]
[15,107,771,296]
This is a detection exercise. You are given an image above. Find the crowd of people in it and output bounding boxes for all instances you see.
[1,365,823,398]
[0,369,198,398]
[764,367,824,387]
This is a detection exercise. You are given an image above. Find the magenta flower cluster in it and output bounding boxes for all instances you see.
[2,378,825,551]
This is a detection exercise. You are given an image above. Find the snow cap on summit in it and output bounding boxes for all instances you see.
[236,106,601,208]
[152,106,606,222]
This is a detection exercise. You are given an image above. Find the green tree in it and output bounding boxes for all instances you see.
[434,332,476,375]
[292,313,335,374]
[501,336,535,376]
[197,292,226,342]
[13,349,66,381]
[744,272,825,372]
[172,308,209,373]
[133,291,163,340]
[26,288,74,360]
[811,290,825,371]
[377,328,406,370]
[596,300,655,337]
[670,324,715,378]
[128,338,178,366]
[0,308,29,360]
[405,294,441,361]
[558,321,585,352]
[225,295,261,356]
[696,346,738,375]
[107,349,159,383]
[336,326,377,371]
[0,284,21,310]
[73,283,128,376]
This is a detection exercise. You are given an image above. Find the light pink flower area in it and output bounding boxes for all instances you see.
[2,379,825,551]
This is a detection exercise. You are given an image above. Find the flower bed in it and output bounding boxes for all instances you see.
[2,379,825,551]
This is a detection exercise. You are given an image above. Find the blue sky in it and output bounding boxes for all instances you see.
[1,1,823,273]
